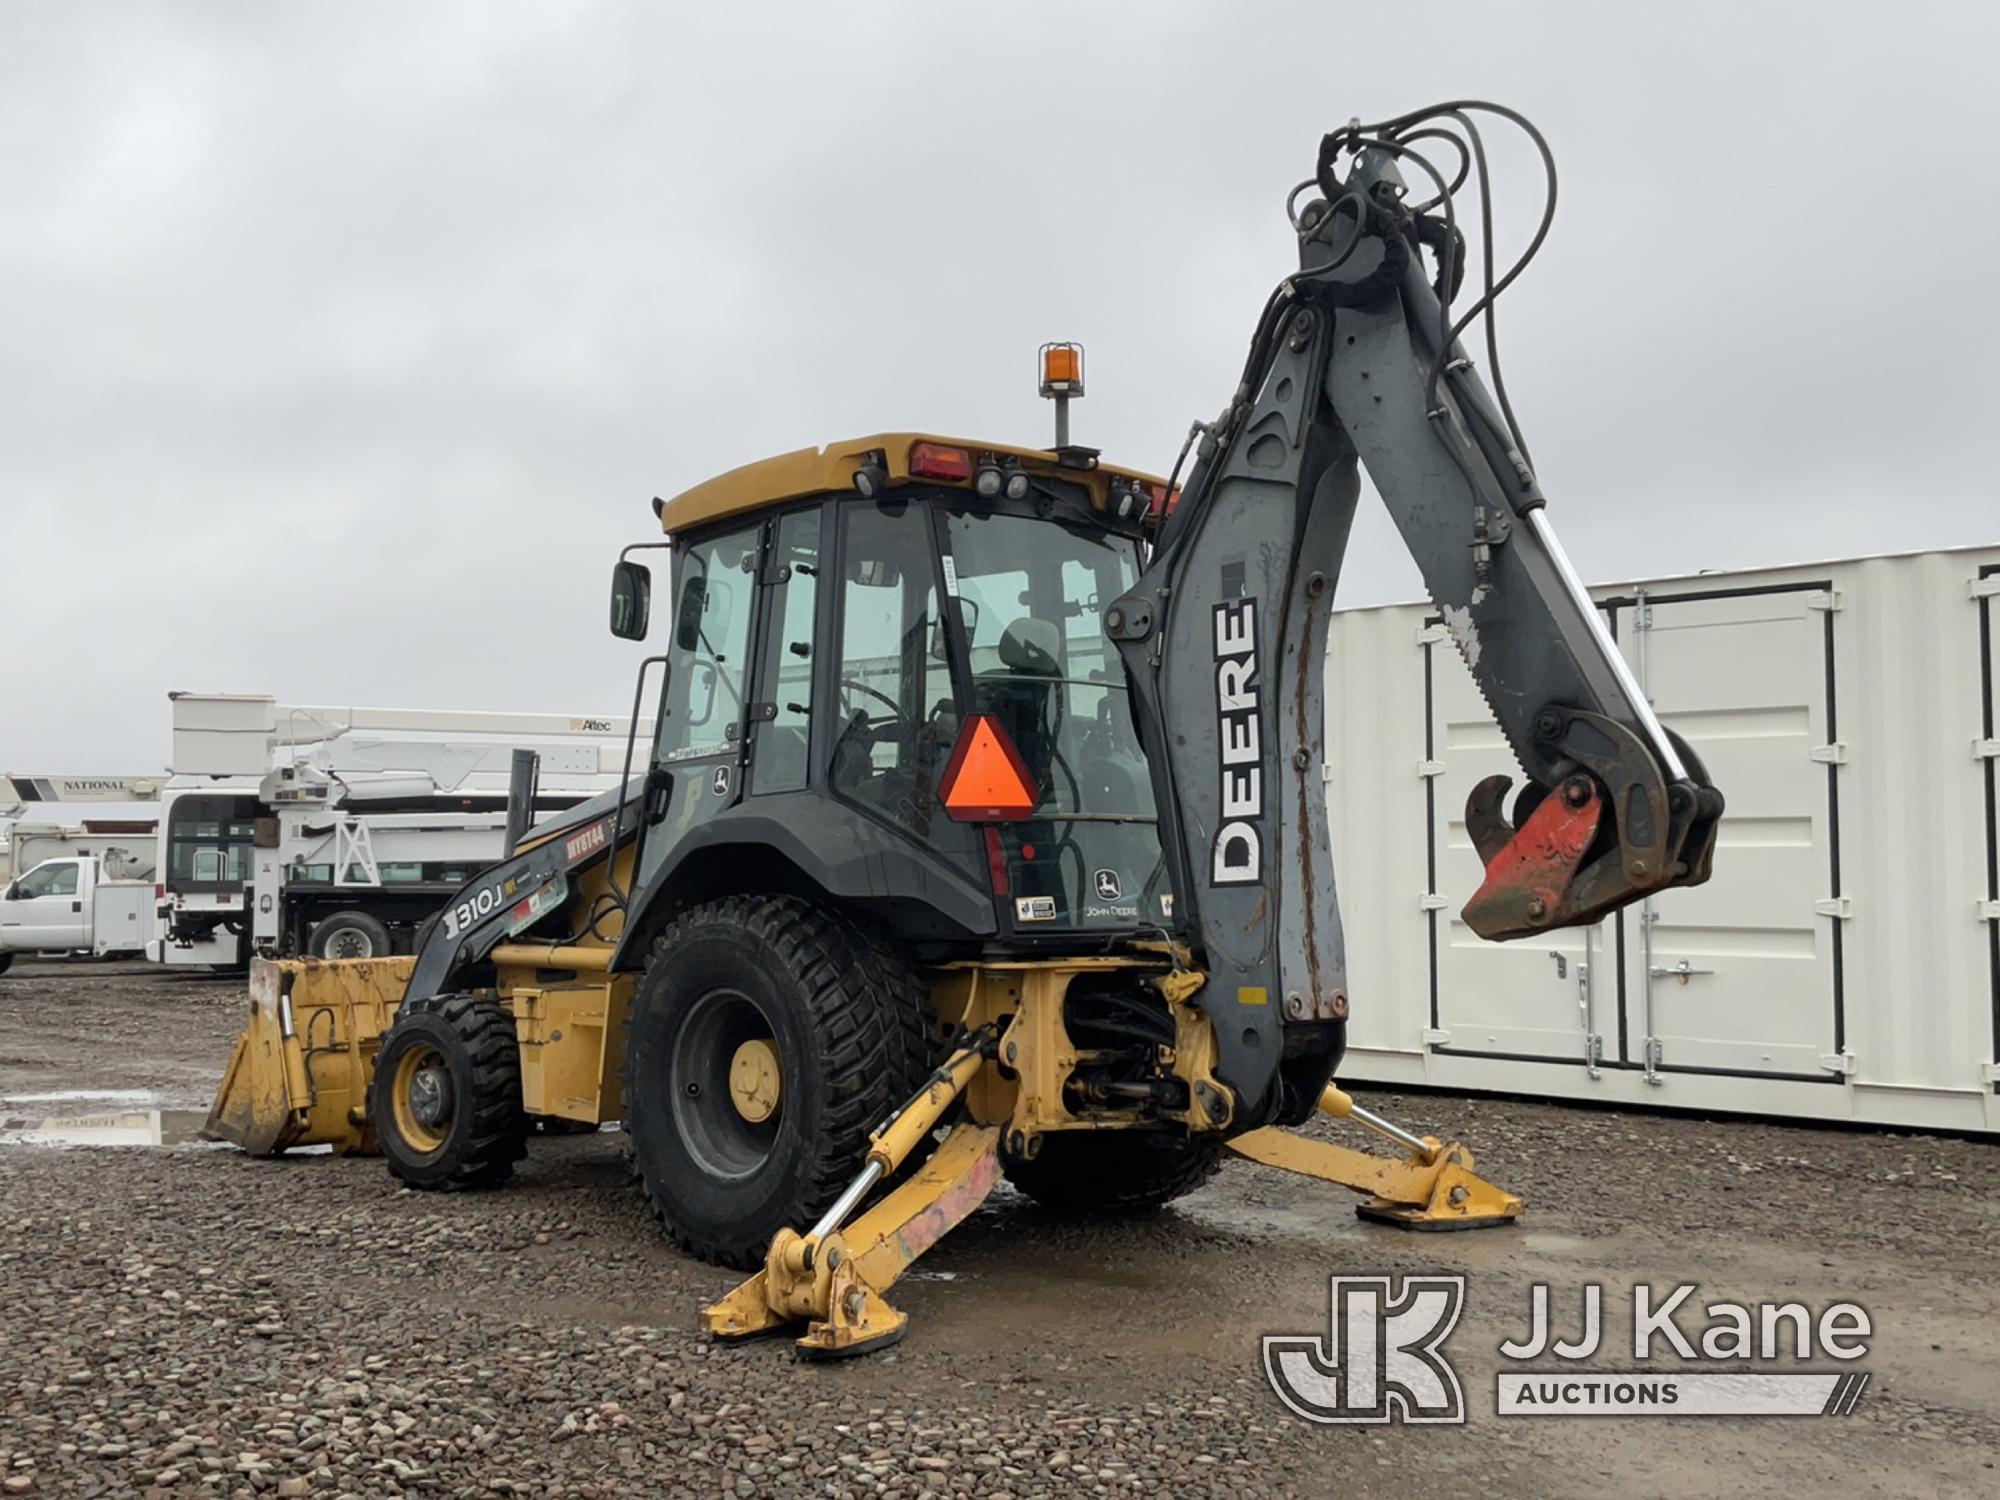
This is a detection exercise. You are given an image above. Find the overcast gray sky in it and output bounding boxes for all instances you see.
[3,1,1995,772]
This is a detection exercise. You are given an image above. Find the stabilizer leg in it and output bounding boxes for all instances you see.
[702,1033,1001,1358]
[1226,1085,1522,1230]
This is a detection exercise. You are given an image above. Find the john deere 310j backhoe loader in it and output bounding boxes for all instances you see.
[207,101,1722,1357]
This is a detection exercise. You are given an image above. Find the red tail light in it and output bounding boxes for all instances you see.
[909,442,974,481]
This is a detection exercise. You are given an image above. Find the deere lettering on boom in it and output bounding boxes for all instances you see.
[207,101,1722,1357]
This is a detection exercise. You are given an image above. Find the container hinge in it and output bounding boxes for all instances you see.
[1969,574,2000,601]
[1416,622,1450,646]
[1978,899,2000,922]
[1974,738,2000,761]
[1421,1027,1452,1047]
[1806,589,1844,612]
[1819,1050,1857,1077]
[1419,893,1449,911]
[1416,758,1446,779]
[1815,896,1853,919]
[1982,1062,2000,1084]
[1809,742,1847,765]
[1321,763,1336,784]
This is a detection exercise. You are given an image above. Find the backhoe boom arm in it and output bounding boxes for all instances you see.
[1110,117,1722,1127]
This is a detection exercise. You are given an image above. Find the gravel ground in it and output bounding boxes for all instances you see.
[2,961,1996,1498]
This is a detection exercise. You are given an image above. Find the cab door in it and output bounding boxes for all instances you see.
[637,520,764,879]
[2,859,89,948]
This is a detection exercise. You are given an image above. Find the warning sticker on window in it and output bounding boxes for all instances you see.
[1014,895,1056,922]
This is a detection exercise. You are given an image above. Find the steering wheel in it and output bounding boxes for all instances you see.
[838,677,905,722]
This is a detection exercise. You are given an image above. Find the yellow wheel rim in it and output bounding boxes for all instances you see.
[390,1042,451,1153]
[727,1038,783,1124]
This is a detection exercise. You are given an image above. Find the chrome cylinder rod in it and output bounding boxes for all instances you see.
[1524,506,1688,783]
[808,1160,885,1244]
[1346,1102,1433,1159]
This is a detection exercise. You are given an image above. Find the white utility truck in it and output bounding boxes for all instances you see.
[0,825,157,886]
[153,693,646,967]
[0,855,154,972]
[1,774,161,883]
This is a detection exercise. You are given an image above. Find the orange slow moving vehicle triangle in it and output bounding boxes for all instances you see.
[939,713,1038,821]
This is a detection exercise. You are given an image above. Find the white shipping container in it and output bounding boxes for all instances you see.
[1325,544,2000,1134]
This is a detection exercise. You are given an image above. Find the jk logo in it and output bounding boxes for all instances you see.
[1263,1275,1467,1424]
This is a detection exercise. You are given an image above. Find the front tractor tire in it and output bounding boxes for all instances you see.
[1002,1129,1225,1216]
[624,895,933,1271]
[371,996,529,1190]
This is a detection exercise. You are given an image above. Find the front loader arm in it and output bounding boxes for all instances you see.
[1110,111,1722,1124]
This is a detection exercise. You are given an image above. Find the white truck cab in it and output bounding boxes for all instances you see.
[0,856,153,971]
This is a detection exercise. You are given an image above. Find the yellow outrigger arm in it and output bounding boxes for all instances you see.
[1227,1085,1524,1231]
[704,1037,1520,1359]
[703,1031,1002,1359]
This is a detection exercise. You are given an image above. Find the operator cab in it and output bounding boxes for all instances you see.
[610,430,1176,947]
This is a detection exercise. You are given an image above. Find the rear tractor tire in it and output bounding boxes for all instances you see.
[623,895,934,1271]
[1002,1129,1225,1215]
[371,996,529,1190]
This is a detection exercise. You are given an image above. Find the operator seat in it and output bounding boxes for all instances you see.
[979,618,1062,790]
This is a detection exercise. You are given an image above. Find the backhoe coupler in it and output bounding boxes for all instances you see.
[1227,1085,1523,1230]
[702,1030,1004,1360]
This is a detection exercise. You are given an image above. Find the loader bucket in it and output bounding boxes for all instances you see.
[204,956,414,1156]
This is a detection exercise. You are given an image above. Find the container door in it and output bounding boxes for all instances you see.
[1615,586,1838,1079]
[1426,625,1613,1065]
[1981,565,2000,1075]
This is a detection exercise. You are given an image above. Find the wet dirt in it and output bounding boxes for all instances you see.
[0,960,1995,1498]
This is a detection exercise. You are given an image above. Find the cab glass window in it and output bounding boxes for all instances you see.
[16,862,79,898]
[166,795,255,891]
[831,501,951,835]
[752,508,820,794]
[656,524,758,761]
[942,507,1165,930]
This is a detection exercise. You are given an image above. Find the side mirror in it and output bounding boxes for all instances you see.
[674,574,708,652]
[610,560,652,640]
[2,884,14,901]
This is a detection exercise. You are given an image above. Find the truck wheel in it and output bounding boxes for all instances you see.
[372,996,528,1190]
[311,911,393,960]
[1001,1130,1224,1215]
[0,951,12,976]
[623,895,932,1270]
